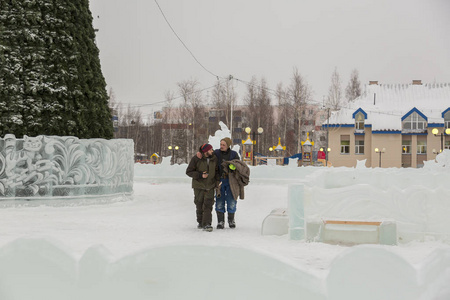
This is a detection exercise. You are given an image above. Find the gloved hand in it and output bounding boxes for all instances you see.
[229,164,236,171]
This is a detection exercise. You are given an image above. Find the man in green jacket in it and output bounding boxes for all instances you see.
[186,143,220,232]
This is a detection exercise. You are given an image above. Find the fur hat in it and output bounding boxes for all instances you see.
[201,143,213,153]
[221,137,232,148]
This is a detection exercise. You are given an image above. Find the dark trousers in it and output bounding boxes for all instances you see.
[194,188,215,227]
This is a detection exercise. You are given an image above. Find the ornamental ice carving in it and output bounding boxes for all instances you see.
[0,135,134,198]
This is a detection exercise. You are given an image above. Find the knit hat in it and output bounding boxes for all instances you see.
[221,137,232,148]
[201,143,213,153]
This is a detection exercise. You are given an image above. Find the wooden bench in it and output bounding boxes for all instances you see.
[306,219,397,245]
[324,220,382,226]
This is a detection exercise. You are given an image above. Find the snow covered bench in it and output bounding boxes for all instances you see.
[306,219,397,245]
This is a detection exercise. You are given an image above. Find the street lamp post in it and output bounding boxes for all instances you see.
[432,128,450,153]
[325,108,330,166]
[168,145,179,165]
[245,127,263,165]
[374,147,385,168]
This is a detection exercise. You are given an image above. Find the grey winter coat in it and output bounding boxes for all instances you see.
[186,155,219,190]
[221,159,250,200]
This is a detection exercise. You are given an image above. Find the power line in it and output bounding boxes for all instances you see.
[233,77,415,118]
[153,0,222,80]
[152,0,360,116]
[116,80,228,109]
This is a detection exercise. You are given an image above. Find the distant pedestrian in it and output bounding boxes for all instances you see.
[186,143,220,232]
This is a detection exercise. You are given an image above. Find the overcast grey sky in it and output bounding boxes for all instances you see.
[89,0,450,113]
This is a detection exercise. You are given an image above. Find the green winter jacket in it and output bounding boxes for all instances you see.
[186,154,219,190]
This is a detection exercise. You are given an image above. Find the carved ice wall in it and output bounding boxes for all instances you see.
[0,135,134,199]
[298,165,450,243]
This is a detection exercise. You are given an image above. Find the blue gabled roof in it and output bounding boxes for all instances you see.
[401,107,428,121]
[352,108,367,119]
[326,83,450,131]
[442,107,450,118]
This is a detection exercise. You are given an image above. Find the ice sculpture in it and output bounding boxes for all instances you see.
[0,135,134,199]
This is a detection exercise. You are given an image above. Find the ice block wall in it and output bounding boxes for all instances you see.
[0,135,134,199]
[1,238,450,300]
[302,163,450,243]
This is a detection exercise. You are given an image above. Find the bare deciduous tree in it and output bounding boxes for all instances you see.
[242,77,275,157]
[327,67,343,111]
[256,78,274,155]
[345,69,362,102]
[288,67,312,153]
[178,79,207,161]
[211,78,238,134]
[275,82,291,150]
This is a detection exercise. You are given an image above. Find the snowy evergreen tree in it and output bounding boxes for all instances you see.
[0,0,113,138]
[345,69,362,102]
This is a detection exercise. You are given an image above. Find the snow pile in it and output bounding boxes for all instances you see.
[1,238,450,300]
[424,149,450,169]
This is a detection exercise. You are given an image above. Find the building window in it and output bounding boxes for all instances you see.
[355,112,365,130]
[417,140,427,154]
[355,140,364,154]
[355,135,364,154]
[340,135,350,154]
[402,140,412,154]
[403,112,426,130]
[445,139,450,150]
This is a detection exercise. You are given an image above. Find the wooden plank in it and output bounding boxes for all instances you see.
[324,220,382,226]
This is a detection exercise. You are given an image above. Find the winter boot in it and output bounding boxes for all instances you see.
[217,212,225,229]
[197,223,202,229]
[203,225,213,232]
[228,213,236,229]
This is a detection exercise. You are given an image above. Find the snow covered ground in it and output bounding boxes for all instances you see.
[0,160,450,299]
[0,164,350,277]
[0,124,449,299]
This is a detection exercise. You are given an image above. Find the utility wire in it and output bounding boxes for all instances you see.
[153,0,223,80]
[154,0,351,117]
[152,1,434,121]
[233,77,414,118]
[233,77,279,99]
[122,75,414,120]
[121,80,228,109]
